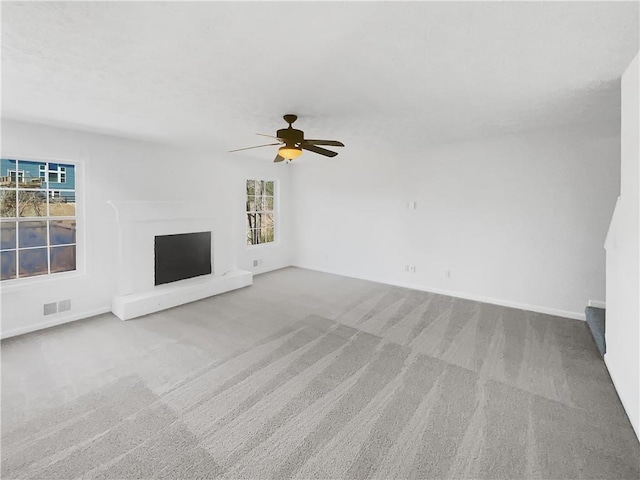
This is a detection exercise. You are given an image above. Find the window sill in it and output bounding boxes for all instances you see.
[245,241,279,250]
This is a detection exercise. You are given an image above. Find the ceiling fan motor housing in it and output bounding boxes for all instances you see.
[277,127,303,146]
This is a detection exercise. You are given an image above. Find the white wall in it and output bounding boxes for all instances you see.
[0,120,292,338]
[292,122,620,320]
[605,51,640,439]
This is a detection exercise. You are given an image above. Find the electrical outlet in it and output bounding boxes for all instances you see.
[253,259,263,267]
[445,269,451,279]
[43,302,57,316]
[409,266,416,273]
[404,265,410,272]
[58,299,71,312]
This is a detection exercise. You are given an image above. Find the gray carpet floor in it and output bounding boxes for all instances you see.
[1,267,639,479]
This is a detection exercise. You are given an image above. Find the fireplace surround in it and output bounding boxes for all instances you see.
[108,200,251,320]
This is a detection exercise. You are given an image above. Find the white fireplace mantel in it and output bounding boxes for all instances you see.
[108,200,251,320]
[108,200,212,223]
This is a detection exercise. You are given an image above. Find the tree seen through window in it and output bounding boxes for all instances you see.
[246,180,275,245]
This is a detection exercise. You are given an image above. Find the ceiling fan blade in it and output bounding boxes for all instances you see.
[302,139,345,147]
[256,133,283,141]
[229,142,281,153]
[274,154,286,163]
[301,144,338,157]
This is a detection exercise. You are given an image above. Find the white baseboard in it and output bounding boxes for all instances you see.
[248,262,291,276]
[2,265,587,339]
[588,300,606,309]
[2,271,254,338]
[1,307,112,340]
[294,264,586,321]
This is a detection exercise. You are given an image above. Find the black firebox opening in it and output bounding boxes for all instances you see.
[154,231,212,286]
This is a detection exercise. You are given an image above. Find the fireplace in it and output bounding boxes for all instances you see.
[155,231,212,285]
[108,200,252,320]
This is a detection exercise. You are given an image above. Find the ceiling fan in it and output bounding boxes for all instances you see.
[229,114,344,163]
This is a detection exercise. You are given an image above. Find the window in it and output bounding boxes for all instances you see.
[46,164,66,184]
[9,170,25,183]
[246,180,275,245]
[0,158,77,281]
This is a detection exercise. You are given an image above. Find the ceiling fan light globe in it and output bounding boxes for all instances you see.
[278,146,302,160]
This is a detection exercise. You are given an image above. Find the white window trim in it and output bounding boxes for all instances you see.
[245,178,279,249]
[0,154,84,287]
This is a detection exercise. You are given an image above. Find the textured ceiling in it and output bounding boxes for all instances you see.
[2,1,639,153]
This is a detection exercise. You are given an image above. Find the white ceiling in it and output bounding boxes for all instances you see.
[2,1,638,154]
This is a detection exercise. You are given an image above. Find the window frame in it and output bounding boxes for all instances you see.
[0,155,84,287]
[8,169,25,183]
[245,178,278,248]
[46,164,66,184]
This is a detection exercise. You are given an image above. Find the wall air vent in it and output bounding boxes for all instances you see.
[43,302,57,316]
